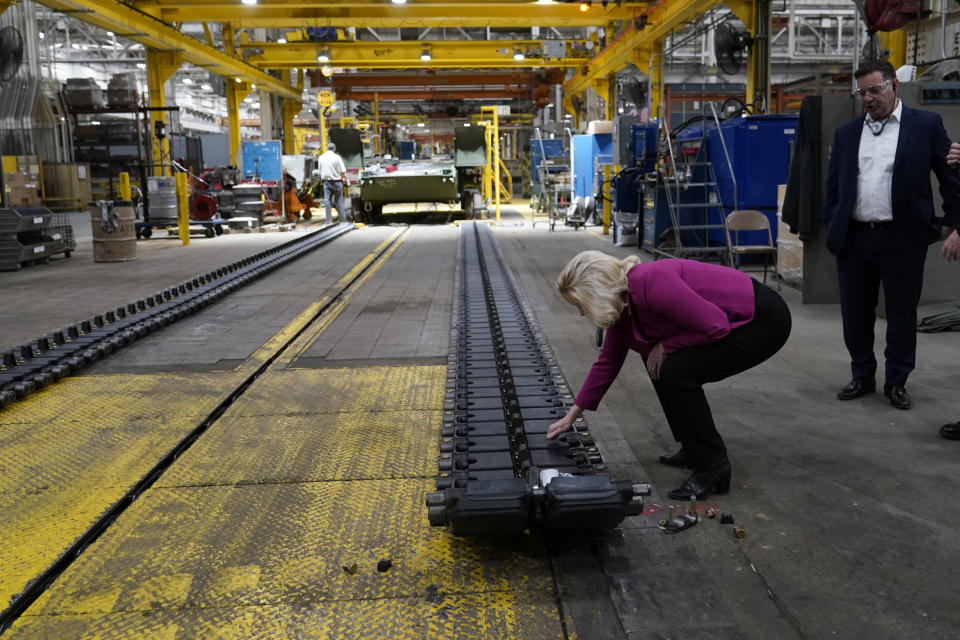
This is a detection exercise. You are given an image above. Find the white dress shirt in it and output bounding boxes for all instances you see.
[317,150,346,181]
[854,99,902,222]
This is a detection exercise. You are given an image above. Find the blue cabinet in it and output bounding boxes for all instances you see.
[706,115,797,211]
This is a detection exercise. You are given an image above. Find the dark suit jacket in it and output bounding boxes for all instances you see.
[823,104,960,255]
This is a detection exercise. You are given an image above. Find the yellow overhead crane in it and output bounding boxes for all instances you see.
[242,38,593,70]
[131,0,648,29]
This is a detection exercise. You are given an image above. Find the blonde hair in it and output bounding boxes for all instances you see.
[556,251,640,327]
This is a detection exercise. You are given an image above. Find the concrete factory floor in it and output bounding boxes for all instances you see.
[1,208,959,639]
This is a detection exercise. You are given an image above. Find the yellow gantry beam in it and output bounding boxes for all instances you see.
[33,0,300,100]
[244,39,591,70]
[133,0,647,29]
[564,0,721,97]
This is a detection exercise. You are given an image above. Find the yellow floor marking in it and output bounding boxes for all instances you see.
[240,227,406,372]
[0,373,241,610]
[272,227,411,367]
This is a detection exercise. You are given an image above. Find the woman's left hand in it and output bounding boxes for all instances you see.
[646,342,666,381]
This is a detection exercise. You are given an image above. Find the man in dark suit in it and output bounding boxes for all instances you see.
[937,143,960,437]
[824,58,960,410]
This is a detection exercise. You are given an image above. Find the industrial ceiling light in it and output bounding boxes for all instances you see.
[317,49,330,63]
[420,47,432,62]
[513,49,525,61]
[201,83,213,91]
[277,37,286,44]
[579,1,591,11]
[391,0,407,4]
[241,0,257,5]
[182,77,193,84]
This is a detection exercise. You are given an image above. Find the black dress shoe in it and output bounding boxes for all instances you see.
[940,422,960,440]
[658,448,694,469]
[883,385,911,410]
[667,458,732,500]
[837,377,876,400]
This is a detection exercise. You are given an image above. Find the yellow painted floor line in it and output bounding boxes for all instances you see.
[272,227,411,367]
[240,227,407,372]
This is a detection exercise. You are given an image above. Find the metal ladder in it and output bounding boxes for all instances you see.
[656,117,727,260]
[653,103,738,261]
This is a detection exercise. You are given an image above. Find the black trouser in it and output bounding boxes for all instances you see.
[650,280,792,469]
[836,221,926,388]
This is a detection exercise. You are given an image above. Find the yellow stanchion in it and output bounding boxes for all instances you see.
[175,172,190,245]
[118,172,131,201]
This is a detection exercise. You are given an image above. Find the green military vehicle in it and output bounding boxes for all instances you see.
[345,124,487,221]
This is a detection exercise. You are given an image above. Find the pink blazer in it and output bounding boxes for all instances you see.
[574,259,756,411]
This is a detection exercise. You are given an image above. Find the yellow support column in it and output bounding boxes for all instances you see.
[319,109,328,152]
[282,70,304,155]
[226,81,251,165]
[880,29,908,68]
[175,172,190,245]
[481,106,501,220]
[282,100,300,155]
[222,23,251,166]
[493,111,500,221]
[373,92,380,154]
[145,50,182,176]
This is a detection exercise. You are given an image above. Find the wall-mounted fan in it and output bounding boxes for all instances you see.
[0,26,24,83]
[714,23,750,76]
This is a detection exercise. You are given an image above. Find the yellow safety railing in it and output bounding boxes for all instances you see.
[497,156,512,203]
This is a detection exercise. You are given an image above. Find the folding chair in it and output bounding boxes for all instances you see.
[724,209,780,289]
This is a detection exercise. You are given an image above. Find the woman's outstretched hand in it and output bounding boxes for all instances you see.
[546,404,584,439]
[547,416,573,439]
[646,342,667,381]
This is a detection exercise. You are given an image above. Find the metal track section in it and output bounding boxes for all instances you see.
[0,222,354,410]
[426,222,649,537]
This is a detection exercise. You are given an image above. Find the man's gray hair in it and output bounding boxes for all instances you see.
[327,142,337,152]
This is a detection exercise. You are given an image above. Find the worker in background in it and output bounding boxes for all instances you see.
[546,251,791,500]
[824,58,960,411]
[935,141,960,439]
[317,142,348,224]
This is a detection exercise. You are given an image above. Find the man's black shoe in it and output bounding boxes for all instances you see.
[883,385,911,410]
[837,377,876,400]
[940,422,960,440]
[658,448,694,469]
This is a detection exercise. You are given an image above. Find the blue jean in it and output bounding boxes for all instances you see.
[322,180,345,223]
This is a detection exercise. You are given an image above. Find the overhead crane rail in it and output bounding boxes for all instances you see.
[426,222,649,537]
[0,224,407,632]
[0,222,354,411]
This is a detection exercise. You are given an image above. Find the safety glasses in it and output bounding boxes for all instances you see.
[853,79,892,98]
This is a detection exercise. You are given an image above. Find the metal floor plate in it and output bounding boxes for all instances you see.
[8,591,565,639]
[0,372,245,611]
[11,480,559,638]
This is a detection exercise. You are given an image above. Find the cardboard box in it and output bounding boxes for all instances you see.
[586,120,614,135]
[3,172,42,207]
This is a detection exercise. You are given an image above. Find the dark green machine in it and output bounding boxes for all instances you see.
[355,124,488,220]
